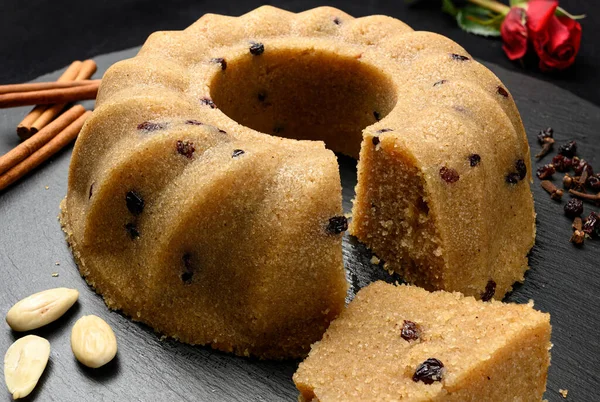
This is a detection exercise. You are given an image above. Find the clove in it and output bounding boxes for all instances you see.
[572,217,583,231]
[578,169,590,191]
[541,180,563,201]
[569,189,600,205]
[563,173,574,189]
[535,137,555,159]
[570,217,585,245]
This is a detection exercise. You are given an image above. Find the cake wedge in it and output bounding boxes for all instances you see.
[294,281,551,401]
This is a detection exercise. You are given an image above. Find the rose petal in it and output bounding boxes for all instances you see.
[535,14,582,71]
[558,16,582,54]
[547,15,571,51]
[527,0,558,33]
[501,7,528,60]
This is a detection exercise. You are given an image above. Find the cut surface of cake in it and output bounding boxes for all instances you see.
[61,5,535,359]
[293,281,551,401]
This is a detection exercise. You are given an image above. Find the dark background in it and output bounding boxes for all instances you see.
[1,0,598,106]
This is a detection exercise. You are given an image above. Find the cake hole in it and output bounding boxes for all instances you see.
[210,47,397,157]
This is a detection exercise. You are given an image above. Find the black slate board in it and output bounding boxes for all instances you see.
[0,47,598,402]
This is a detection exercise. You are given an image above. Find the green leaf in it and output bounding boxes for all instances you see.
[456,5,502,37]
[442,0,459,17]
[555,6,586,20]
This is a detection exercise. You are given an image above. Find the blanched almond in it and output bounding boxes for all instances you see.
[71,315,117,368]
[4,335,50,399]
[6,288,79,331]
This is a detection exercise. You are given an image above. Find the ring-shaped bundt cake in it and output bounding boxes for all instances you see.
[60,6,535,359]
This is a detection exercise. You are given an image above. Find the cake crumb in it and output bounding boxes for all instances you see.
[45,186,49,190]
[51,272,59,277]
[370,256,380,265]
[559,389,568,398]
[159,335,167,342]
[344,212,353,219]
[55,262,60,266]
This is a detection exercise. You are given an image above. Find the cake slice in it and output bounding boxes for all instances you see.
[293,281,551,401]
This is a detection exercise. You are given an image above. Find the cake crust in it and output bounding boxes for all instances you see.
[61,5,535,358]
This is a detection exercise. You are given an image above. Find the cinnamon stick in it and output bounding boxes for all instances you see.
[31,60,98,134]
[16,60,82,139]
[0,110,92,191]
[16,105,46,139]
[75,60,98,81]
[0,105,86,175]
[0,79,101,94]
[0,83,99,108]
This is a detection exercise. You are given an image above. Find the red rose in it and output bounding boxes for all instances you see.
[527,0,582,71]
[501,7,528,61]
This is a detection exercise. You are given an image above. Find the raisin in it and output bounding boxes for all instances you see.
[182,253,192,269]
[211,57,227,70]
[564,199,584,218]
[536,164,556,179]
[185,119,203,126]
[469,154,481,167]
[176,140,195,159]
[440,167,459,183]
[137,121,165,131]
[481,280,496,301]
[372,136,380,146]
[333,17,341,25]
[505,173,520,184]
[588,174,600,191]
[413,358,445,384]
[249,42,265,55]
[516,159,527,180]
[182,253,194,284]
[433,80,447,87]
[126,191,144,215]
[257,92,266,102]
[497,86,509,98]
[582,212,599,237]
[558,140,577,157]
[400,320,420,342]
[537,127,553,145]
[326,216,348,235]
[125,223,139,239]
[181,272,193,284]
[573,159,593,176]
[200,98,216,108]
[374,111,381,121]
[376,128,393,133]
[552,154,572,172]
[232,149,245,158]
[450,53,470,61]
